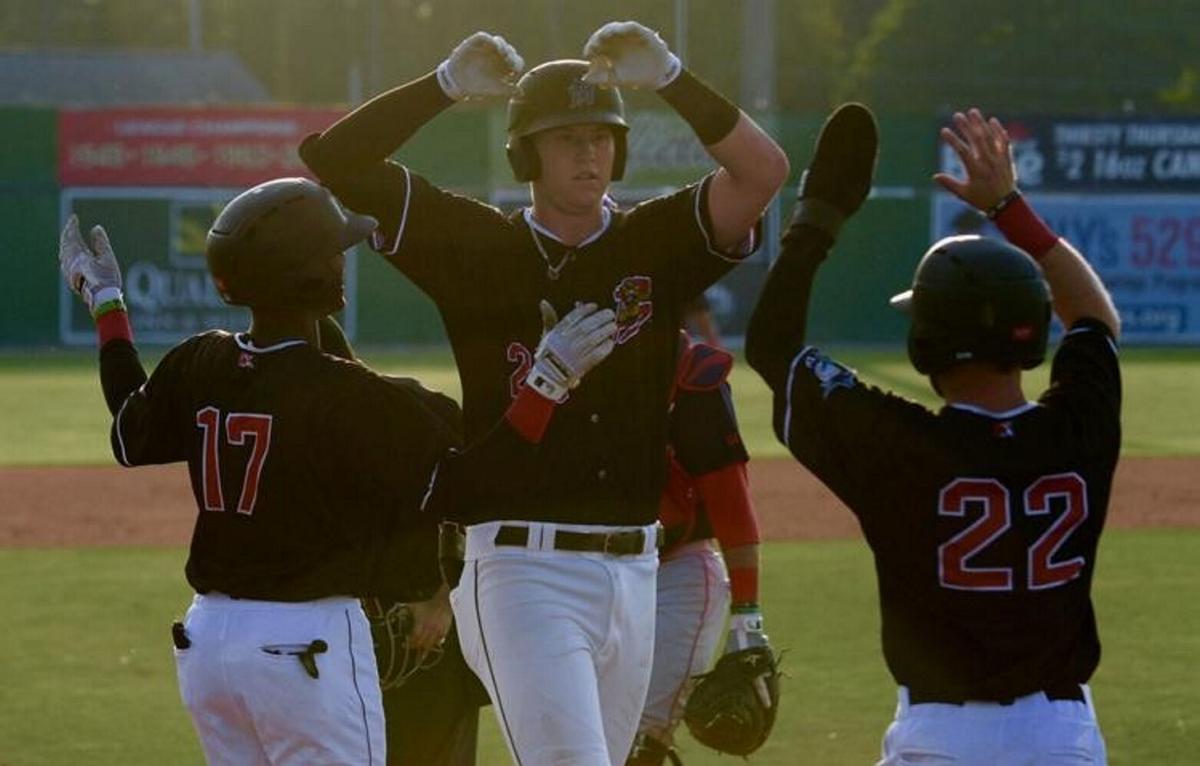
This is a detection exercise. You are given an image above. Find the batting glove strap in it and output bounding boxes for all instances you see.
[524,358,571,404]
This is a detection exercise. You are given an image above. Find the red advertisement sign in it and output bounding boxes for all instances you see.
[58,107,345,186]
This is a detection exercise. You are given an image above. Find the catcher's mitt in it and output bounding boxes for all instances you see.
[683,645,781,756]
[361,597,445,691]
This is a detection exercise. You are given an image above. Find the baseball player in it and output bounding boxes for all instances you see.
[57,177,617,766]
[627,324,766,766]
[317,319,489,766]
[745,104,1119,764]
[300,20,788,765]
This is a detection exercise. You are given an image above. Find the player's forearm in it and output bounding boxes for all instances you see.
[1040,240,1121,339]
[659,71,787,249]
[991,192,1120,339]
[696,463,762,604]
[723,543,761,606]
[659,69,787,185]
[301,72,453,177]
[95,306,147,416]
[703,116,790,200]
[744,215,832,390]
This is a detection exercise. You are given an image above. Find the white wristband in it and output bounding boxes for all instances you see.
[91,286,124,307]
[435,61,462,101]
[658,53,683,88]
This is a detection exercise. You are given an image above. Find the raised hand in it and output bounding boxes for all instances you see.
[58,214,123,315]
[933,108,1018,212]
[437,32,524,101]
[525,301,618,403]
[582,20,681,89]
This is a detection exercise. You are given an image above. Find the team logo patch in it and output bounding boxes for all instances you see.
[992,420,1015,439]
[237,352,255,369]
[613,275,654,345]
[568,79,597,110]
[800,349,857,399]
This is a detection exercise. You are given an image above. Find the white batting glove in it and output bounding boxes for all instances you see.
[525,301,617,403]
[727,609,768,652]
[58,214,124,315]
[582,20,682,89]
[436,32,524,101]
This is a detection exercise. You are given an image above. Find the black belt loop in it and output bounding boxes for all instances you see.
[492,524,652,556]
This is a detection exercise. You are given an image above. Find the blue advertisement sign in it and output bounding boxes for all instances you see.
[933,193,1200,344]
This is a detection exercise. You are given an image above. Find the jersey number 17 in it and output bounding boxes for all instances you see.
[195,406,274,515]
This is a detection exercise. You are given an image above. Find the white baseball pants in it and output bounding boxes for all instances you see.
[451,520,659,766]
[878,685,1107,765]
[174,593,385,765]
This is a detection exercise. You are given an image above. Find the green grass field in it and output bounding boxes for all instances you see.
[2,346,1199,764]
[3,345,1200,465]
[2,531,1197,765]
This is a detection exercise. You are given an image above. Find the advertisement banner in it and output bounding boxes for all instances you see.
[936,116,1200,192]
[60,189,357,346]
[933,193,1200,343]
[58,107,344,187]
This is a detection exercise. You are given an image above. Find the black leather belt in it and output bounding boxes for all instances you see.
[494,525,661,556]
[909,683,1085,706]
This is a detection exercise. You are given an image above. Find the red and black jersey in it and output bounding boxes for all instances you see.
[660,341,750,550]
[770,320,1121,701]
[111,331,460,602]
[304,153,756,527]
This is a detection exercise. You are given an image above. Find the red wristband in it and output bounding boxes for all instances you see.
[504,385,556,443]
[729,566,759,605]
[96,309,133,346]
[993,193,1058,260]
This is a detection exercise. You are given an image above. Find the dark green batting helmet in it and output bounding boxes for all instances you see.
[506,59,629,182]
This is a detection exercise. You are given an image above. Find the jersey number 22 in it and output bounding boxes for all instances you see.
[938,473,1088,592]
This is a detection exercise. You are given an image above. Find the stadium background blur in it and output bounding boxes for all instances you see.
[4,0,1200,351]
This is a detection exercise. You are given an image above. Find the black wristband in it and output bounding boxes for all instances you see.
[985,189,1022,219]
[657,69,741,146]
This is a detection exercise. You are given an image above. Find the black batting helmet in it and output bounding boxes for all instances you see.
[506,59,629,182]
[206,178,376,312]
[890,235,1051,375]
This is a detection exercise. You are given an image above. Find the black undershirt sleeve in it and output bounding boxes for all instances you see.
[99,339,148,416]
[300,72,453,176]
[744,219,834,391]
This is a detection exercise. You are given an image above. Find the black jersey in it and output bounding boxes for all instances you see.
[308,157,755,526]
[771,320,1121,701]
[111,331,459,601]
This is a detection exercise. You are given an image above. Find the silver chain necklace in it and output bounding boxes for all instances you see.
[528,226,572,281]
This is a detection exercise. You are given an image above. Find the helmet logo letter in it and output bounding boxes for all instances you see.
[568,80,597,110]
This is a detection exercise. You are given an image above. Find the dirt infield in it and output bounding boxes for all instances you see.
[1,457,1196,548]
